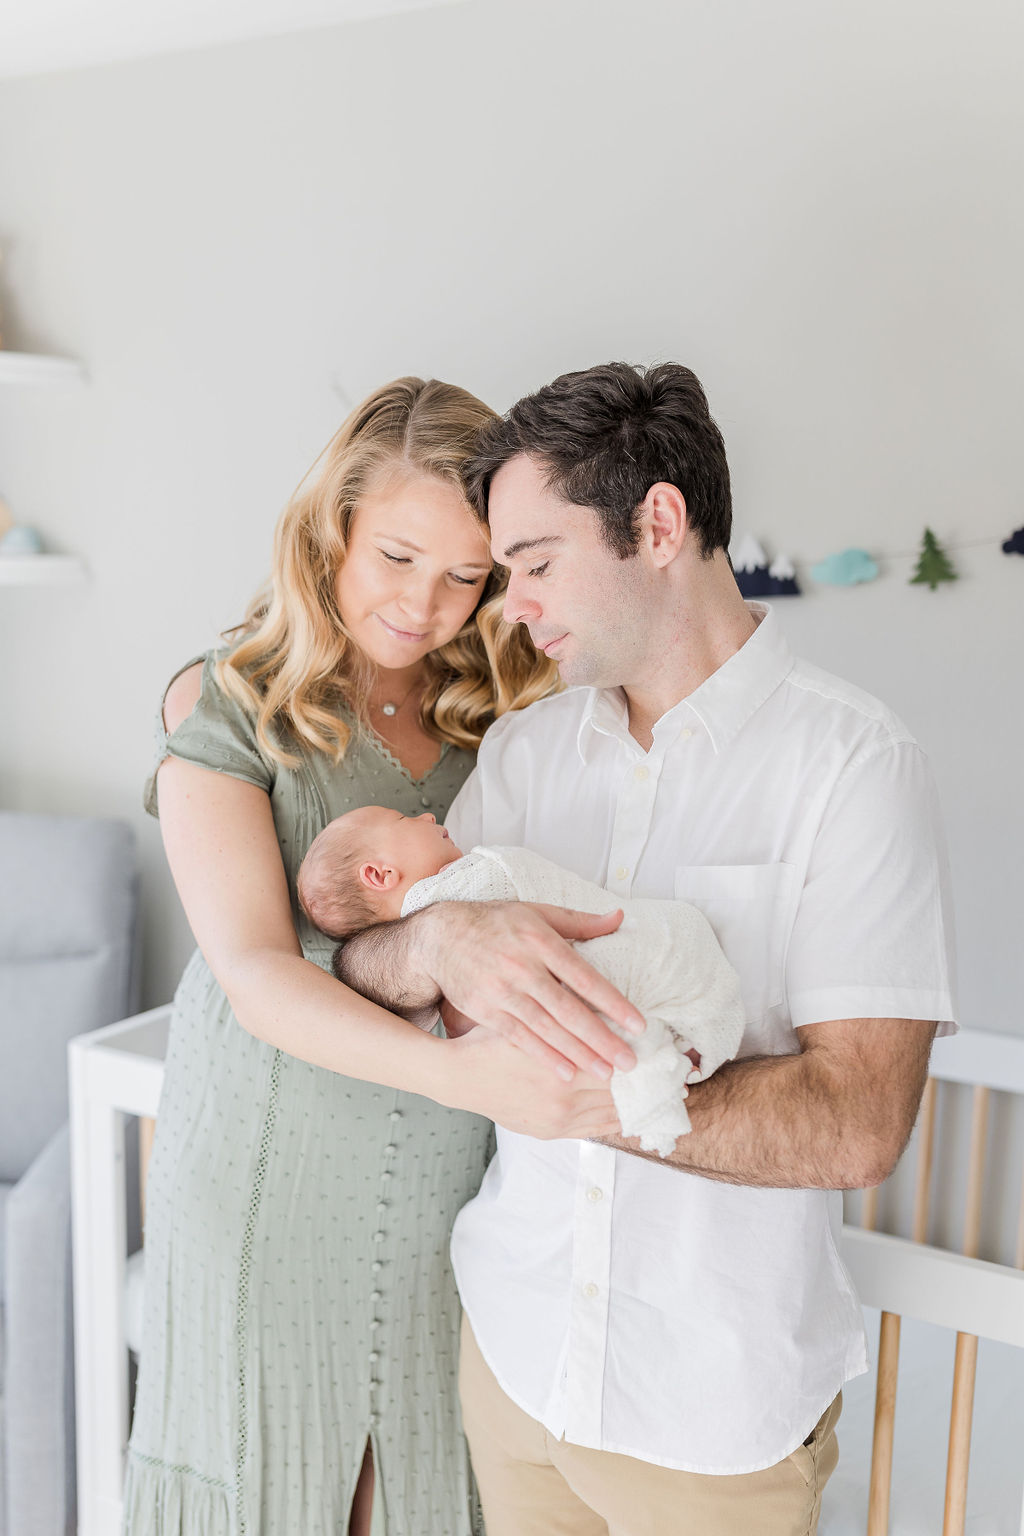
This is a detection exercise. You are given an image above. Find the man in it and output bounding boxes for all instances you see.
[338,362,956,1534]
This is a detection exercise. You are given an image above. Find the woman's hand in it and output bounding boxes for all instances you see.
[411,900,645,1082]
[440,1026,622,1140]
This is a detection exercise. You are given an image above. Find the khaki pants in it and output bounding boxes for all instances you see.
[459,1317,840,1536]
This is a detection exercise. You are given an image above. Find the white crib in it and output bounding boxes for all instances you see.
[69,1017,1024,1535]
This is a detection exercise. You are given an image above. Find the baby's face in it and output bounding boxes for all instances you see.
[349,805,462,888]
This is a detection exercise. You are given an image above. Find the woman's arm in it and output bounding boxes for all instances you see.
[155,670,619,1136]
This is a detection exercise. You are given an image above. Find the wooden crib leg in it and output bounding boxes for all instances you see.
[942,1332,979,1536]
[867,1310,902,1536]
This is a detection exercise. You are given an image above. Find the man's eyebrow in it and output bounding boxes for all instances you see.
[499,535,564,563]
[378,534,490,569]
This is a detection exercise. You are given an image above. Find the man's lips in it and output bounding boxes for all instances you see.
[538,633,568,655]
[375,613,429,642]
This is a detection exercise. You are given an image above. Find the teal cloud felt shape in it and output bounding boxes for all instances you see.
[811,548,879,586]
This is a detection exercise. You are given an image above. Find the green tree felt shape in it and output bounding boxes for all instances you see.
[910,527,958,590]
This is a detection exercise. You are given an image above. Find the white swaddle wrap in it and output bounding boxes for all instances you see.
[402,846,745,1156]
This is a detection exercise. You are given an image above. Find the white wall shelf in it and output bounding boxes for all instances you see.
[0,349,86,385]
[0,555,87,585]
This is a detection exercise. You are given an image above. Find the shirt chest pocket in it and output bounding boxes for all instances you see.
[673,863,796,1032]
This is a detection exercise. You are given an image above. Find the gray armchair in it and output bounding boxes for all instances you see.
[0,813,138,1536]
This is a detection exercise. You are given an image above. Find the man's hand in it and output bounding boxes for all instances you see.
[335,900,644,1081]
[411,900,645,1081]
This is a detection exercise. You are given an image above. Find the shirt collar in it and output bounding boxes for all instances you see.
[576,603,794,763]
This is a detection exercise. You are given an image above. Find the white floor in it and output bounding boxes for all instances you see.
[821,1309,1024,1535]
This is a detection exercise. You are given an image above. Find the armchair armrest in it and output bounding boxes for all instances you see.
[4,1123,76,1536]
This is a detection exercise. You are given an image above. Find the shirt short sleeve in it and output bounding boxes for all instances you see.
[785,740,957,1031]
[144,652,274,817]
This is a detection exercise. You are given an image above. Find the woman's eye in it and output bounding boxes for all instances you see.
[380,550,411,565]
[451,573,485,586]
[528,561,549,579]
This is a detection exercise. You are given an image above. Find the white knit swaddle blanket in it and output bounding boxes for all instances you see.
[402,846,745,1156]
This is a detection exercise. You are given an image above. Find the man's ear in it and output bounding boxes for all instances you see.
[359,861,400,893]
[641,482,687,567]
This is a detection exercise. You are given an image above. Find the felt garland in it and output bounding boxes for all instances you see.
[732,527,1019,597]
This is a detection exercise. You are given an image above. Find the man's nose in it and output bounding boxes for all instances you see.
[503,574,538,626]
[417,813,437,824]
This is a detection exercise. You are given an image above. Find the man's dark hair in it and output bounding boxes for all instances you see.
[465,362,732,559]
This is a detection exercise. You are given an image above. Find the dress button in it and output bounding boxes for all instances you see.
[583,1282,599,1299]
[381,1169,392,1181]
[369,1318,381,1331]
[376,1201,388,1213]
[369,1351,379,1363]
[371,1261,383,1273]
[373,1232,385,1244]
[420,796,430,807]
[587,1186,603,1202]
[388,1110,402,1123]
[384,1144,397,1154]
[370,1291,382,1303]
[615,866,629,882]
[633,764,649,781]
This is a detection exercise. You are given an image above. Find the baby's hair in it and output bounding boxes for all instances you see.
[297,819,380,941]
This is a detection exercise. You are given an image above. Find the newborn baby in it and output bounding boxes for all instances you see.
[298,808,745,1157]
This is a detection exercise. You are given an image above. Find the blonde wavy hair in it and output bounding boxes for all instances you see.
[216,377,559,766]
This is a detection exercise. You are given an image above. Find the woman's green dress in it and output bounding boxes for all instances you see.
[123,655,492,1535]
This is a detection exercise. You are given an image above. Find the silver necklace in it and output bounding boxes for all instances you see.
[373,679,420,718]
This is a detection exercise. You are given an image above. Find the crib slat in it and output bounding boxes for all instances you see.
[941,1084,990,1536]
[962,1086,989,1260]
[867,1311,901,1536]
[911,1076,937,1244]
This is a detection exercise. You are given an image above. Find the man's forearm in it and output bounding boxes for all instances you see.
[333,909,442,1020]
[601,1020,934,1191]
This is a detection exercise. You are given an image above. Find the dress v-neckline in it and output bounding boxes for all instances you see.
[360,721,450,787]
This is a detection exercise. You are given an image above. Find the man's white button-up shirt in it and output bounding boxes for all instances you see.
[445,604,956,1475]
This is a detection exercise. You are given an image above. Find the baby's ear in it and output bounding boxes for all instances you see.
[359,861,399,893]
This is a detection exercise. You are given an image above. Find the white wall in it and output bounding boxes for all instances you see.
[0,0,1021,1023]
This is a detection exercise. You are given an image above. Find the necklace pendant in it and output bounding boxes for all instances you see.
[381,702,397,717]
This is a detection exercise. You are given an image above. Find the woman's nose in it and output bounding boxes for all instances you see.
[399,574,440,622]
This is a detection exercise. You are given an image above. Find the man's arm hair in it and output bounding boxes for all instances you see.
[332,911,442,1027]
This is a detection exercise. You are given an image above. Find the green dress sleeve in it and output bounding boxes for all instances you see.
[144,651,275,817]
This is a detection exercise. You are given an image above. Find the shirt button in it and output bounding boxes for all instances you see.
[633,764,649,781]
[587,1186,603,1202]
[681,727,694,740]
[615,866,629,882]
[583,1282,600,1299]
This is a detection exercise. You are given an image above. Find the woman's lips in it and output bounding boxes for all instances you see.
[375,613,429,642]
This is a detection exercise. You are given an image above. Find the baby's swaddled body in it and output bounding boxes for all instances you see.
[402,845,745,1156]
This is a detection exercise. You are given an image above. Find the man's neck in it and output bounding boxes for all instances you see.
[623,564,759,750]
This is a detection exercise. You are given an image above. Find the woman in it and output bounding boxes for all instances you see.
[123,378,565,1536]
